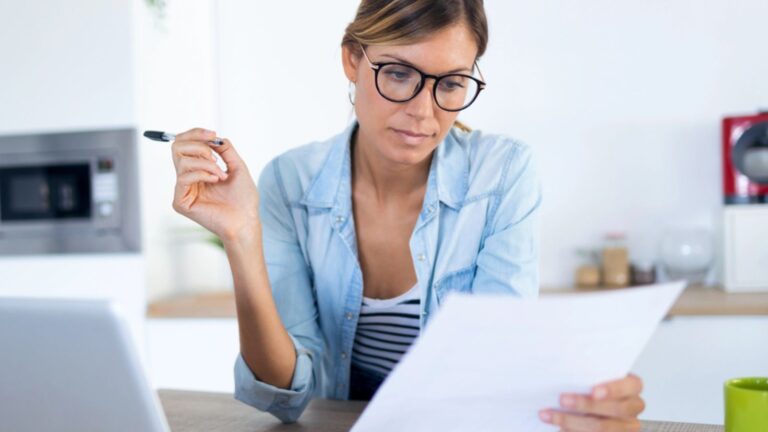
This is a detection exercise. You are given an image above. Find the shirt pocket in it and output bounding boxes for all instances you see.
[434,264,477,305]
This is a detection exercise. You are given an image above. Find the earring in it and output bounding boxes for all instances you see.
[348,81,356,105]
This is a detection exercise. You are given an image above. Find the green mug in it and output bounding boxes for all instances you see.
[724,377,768,432]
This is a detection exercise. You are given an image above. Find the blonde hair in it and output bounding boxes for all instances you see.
[343,0,488,131]
[342,0,488,57]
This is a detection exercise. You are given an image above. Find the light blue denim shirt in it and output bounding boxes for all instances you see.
[234,121,542,423]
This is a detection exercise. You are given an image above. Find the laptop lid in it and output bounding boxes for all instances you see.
[0,298,169,432]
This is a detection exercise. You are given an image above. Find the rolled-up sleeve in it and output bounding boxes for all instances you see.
[233,159,324,423]
[471,141,542,299]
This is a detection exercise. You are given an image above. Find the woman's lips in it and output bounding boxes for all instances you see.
[392,128,432,145]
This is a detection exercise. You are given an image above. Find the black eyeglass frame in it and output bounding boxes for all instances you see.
[359,45,487,112]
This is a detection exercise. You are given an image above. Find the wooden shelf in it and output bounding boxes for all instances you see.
[148,291,236,318]
[147,286,768,319]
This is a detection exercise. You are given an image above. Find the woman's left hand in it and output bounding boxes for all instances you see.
[538,373,645,431]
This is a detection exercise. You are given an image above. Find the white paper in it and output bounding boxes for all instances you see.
[351,281,686,432]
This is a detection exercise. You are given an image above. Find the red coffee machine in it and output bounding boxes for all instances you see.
[722,112,768,204]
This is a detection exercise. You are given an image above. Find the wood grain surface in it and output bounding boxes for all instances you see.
[148,286,768,319]
[158,389,724,431]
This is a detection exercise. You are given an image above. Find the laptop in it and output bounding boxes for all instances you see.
[0,298,170,432]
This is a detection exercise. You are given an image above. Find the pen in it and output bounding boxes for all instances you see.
[143,130,224,146]
[143,129,229,173]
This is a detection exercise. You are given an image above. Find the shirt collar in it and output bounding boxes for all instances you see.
[301,121,469,211]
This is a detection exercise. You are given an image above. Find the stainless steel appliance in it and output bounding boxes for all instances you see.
[0,128,141,254]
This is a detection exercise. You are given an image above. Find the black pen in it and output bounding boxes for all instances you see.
[143,130,224,146]
[143,130,229,173]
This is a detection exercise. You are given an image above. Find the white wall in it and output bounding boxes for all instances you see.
[133,0,225,300]
[0,0,135,134]
[473,0,768,287]
[206,0,768,291]
[215,0,358,172]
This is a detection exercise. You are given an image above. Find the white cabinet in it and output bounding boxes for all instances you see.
[632,316,768,425]
[145,319,239,393]
[723,205,768,292]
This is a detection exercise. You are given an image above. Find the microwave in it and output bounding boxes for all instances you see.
[0,128,141,255]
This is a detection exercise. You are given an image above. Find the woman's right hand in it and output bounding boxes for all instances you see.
[171,128,261,244]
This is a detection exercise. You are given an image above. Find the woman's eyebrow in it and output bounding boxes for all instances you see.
[378,53,473,74]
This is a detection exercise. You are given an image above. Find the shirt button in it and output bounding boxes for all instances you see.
[428,205,435,213]
[417,254,426,262]
[335,216,345,224]
[345,312,353,320]
[341,352,347,359]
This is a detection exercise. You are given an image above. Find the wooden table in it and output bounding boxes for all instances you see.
[158,389,724,432]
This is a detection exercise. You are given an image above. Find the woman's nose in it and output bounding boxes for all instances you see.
[404,79,437,119]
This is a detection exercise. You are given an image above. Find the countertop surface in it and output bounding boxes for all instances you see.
[158,389,724,432]
[148,285,768,319]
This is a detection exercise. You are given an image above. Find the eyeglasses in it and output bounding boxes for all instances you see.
[359,45,486,112]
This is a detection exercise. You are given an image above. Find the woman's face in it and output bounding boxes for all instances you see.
[342,23,479,166]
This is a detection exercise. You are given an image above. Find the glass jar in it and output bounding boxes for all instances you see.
[631,260,657,285]
[601,232,630,287]
[574,249,601,288]
[659,228,714,285]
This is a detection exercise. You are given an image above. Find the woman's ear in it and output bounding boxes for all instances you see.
[341,43,360,83]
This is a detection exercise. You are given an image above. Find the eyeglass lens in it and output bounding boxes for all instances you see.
[376,64,480,111]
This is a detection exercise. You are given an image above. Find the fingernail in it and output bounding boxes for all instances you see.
[561,395,575,408]
[594,386,608,400]
[538,410,552,422]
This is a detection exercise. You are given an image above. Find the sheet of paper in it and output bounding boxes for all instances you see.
[351,281,686,432]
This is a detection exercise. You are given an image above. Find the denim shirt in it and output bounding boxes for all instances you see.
[234,121,542,423]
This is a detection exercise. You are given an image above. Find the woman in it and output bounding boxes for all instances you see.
[170,0,645,430]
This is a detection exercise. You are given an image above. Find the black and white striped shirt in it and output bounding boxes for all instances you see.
[351,284,421,376]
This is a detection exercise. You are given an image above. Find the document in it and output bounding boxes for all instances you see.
[351,281,686,432]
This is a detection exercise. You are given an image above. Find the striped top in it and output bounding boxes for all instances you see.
[351,283,421,376]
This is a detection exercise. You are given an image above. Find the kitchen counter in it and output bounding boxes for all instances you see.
[546,285,768,316]
[147,285,768,318]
